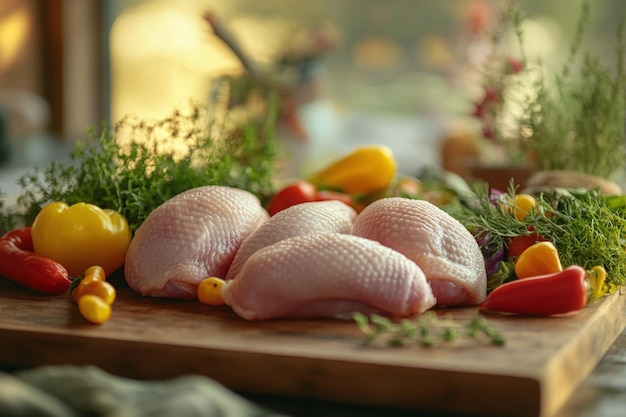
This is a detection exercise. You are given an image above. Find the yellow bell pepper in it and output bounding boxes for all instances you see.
[31,202,132,277]
[514,241,563,279]
[306,145,397,195]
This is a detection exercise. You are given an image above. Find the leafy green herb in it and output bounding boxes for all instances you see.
[518,2,626,179]
[473,2,626,178]
[0,102,279,233]
[447,182,626,292]
[353,312,505,348]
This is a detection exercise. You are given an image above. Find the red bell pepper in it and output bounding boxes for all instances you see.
[0,227,71,295]
[479,265,588,316]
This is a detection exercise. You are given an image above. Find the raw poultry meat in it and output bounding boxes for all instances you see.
[225,200,357,280]
[124,186,269,299]
[221,233,436,320]
[352,197,486,306]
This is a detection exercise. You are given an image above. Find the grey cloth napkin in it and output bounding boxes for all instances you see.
[0,365,286,417]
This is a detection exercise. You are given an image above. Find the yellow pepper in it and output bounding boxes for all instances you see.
[306,145,397,195]
[515,241,563,279]
[31,202,132,277]
[587,265,608,302]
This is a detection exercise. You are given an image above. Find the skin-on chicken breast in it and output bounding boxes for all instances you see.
[221,233,436,320]
[226,200,357,280]
[124,186,269,299]
[352,197,487,306]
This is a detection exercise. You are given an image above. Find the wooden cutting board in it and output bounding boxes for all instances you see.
[0,276,624,417]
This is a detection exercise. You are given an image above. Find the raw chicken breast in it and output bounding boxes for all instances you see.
[352,197,486,306]
[225,200,357,280]
[124,186,269,298]
[221,233,436,320]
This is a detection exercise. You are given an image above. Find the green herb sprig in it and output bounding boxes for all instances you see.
[519,2,626,179]
[0,102,279,233]
[472,2,626,178]
[447,182,626,292]
[353,312,505,348]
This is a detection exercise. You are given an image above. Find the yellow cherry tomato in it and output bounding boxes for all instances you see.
[198,277,226,306]
[73,280,116,305]
[83,265,106,281]
[70,266,112,302]
[513,193,537,221]
[78,294,112,324]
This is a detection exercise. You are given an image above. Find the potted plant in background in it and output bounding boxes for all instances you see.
[461,1,626,194]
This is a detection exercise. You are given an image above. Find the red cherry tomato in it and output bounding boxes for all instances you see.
[267,182,355,216]
[507,233,546,258]
[267,181,318,216]
[315,190,353,207]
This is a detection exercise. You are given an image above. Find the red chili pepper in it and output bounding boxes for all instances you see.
[479,265,588,316]
[0,227,71,295]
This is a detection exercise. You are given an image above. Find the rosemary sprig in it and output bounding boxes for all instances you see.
[353,312,505,348]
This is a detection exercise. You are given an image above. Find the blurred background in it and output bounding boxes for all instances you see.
[1,0,624,192]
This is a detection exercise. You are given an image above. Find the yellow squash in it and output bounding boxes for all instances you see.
[31,202,132,277]
[307,145,397,195]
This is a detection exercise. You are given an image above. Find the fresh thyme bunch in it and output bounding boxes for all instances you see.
[0,102,278,234]
[518,2,626,179]
[471,2,626,179]
[353,312,505,348]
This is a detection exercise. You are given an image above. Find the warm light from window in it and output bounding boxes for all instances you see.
[109,1,289,124]
[0,6,31,75]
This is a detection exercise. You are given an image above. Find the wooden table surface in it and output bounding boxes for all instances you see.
[2,324,625,417]
[245,328,626,417]
[1,273,624,417]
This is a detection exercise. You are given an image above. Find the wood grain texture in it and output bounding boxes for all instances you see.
[0,276,624,417]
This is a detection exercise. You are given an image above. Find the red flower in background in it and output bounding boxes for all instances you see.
[467,0,493,35]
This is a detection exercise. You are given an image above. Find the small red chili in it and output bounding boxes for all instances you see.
[479,265,588,316]
[0,227,71,295]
